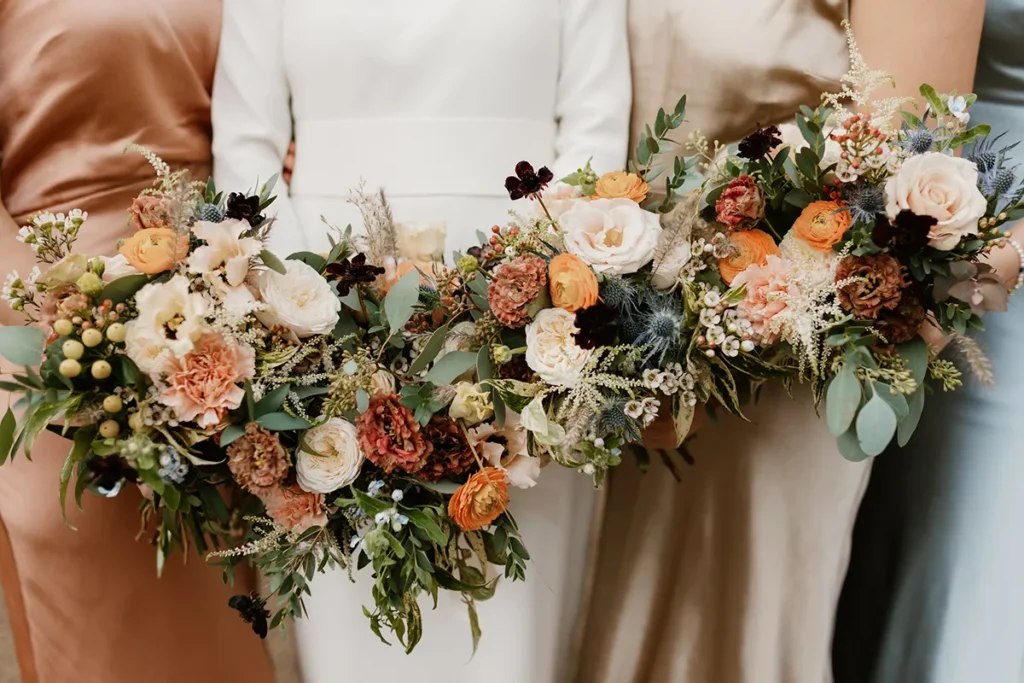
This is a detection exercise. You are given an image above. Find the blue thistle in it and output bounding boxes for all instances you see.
[619,314,645,343]
[600,402,641,443]
[848,185,885,225]
[905,129,935,155]
[634,295,685,365]
[995,168,1017,195]
[600,277,639,315]
[198,203,224,223]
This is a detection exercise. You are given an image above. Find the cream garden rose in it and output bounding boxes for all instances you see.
[885,152,988,250]
[256,260,341,337]
[395,221,446,262]
[561,198,662,275]
[295,418,363,494]
[524,308,593,387]
[449,382,493,425]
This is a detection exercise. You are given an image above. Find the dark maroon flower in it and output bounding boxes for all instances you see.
[573,303,618,349]
[224,192,265,227]
[872,210,935,255]
[326,253,386,296]
[738,124,783,161]
[228,593,270,639]
[505,161,554,201]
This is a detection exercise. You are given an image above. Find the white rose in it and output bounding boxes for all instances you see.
[449,382,493,425]
[256,260,341,337]
[779,232,836,290]
[651,239,692,290]
[884,152,987,251]
[99,254,139,283]
[561,198,662,275]
[296,418,363,494]
[525,308,593,387]
[132,274,207,358]
[395,222,447,262]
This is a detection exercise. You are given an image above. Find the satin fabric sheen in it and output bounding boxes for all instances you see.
[0,2,275,681]
[575,2,873,682]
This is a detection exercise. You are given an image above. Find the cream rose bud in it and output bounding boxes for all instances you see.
[395,221,447,261]
[99,254,139,283]
[561,198,662,275]
[296,418,363,494]
[885,152,988,251]
[449,382,493,425]
[256,260,341,337]
[525,308,594,388]
[369,369,396,395]
[651,239,692,290]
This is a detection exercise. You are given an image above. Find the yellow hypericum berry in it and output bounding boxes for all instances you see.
[82,328,104,348]
[102,395,123,413]
[91,360,112,380]
[128,411,144,433]
[59,358,82,378]
[106,323,127,343]
[62,340,85,360]
[53,319,74,337]
[99,420,120,438]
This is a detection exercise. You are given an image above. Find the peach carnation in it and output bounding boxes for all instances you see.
[731,255,799,344]
[226,423,289,495]
[488,255,548,328]
[260,484,327,532]
[356,393,432,474]
[159,333,256,428]
[448,467,509,532]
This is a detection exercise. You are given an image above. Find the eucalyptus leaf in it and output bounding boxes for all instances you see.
[260,249,288,275]
[836,425,871,462]
[354,489,392,517]
[255,412,311,432]
[408,323,450,375]
[0,326,46,367]
[58,426,96,528]
[417,478,460,495]
[898,337,929,385]
[220,424,246,447]
[287,251,327,273]
[384,269,421,333]
[356,389,370,413]
[898,389,926,447]
[423,352,477,385]
[826,363,862,437]
[855,393,898,457]
[255,384,290,417]
[874,383,910,420]
[0,408,15,465]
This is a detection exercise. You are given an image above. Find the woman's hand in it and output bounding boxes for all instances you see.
[282,140,296,185]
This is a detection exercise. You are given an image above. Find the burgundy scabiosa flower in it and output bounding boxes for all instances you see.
[738,124,783,161]
[326,253,386,296]
[573,302,618,349]
[872,210,935,255]
[224,192,265,227]
[505,161,554,200]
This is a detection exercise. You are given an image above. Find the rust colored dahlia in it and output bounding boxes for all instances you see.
[835,253,909,319]
[419,416,475,482]
[488,255,548,328]
[226,423,290,495]
[357,393,432,474]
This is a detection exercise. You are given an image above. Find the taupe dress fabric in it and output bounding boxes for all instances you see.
[0,2,277,682]
[576,3,873,682]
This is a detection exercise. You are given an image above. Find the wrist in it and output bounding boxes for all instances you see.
[1002,235,1024,292]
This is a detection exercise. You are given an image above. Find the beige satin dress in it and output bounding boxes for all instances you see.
[0,2,275,682]
[576,3,869,682]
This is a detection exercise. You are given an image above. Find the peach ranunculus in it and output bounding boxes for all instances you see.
[791,201,851,252]
[448,467,509,531]
[260,484,328,532]
[159,333,256,428]
[718,229,781,285]
[593,171,650,203]
[731,255,799,345]
[548,253,599,312]
[119,228,188,275]
[127,196,174,231]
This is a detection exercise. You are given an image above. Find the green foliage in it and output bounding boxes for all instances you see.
[260,249,288,275]
[0,326,46,367]
[399,383,446,426]
[384,269,421,333]
[423,351,477,385]
[99,274,150,305]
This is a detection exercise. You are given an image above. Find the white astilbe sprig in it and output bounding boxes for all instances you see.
[823,21,913,135]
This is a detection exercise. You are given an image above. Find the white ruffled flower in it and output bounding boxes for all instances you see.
[295,418,363,494]
[561,198,662,275]
[369,369,396,395]
[188,219,263,289]
[130,274,207,359]
[539,182,587,220]
[524,308,593,387]
[99,254,139,283]
[884,152,988,251]
[256,260,341,337]
[469,412,540,489]
[124,323,174,377]
[779,232,836,290]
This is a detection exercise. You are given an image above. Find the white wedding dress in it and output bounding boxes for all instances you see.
[211,1,630,681]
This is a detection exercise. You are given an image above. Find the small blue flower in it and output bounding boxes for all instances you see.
[391,489,404,502]
[394,514,409,528]
[947,95,970,125]
[367,480,385,497]
[374,511,390,526]
[157,449,189,485]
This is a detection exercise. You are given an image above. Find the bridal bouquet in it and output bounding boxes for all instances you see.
[0,150,532,652]
[678,26,1024,459]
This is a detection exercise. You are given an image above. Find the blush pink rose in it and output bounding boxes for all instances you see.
[715,175,765,230]
[159,333,256,428]
[128,195,174,231]
[260,484,328,532]
[731,255,798,344]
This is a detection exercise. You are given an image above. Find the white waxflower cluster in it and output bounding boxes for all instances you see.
[17,210,88,262]
[1,266,40,310]
[696,287,755,359]
[642,362,697,407]
[624,396,661,427]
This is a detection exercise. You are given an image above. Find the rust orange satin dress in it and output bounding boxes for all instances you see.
[0,2,276,682]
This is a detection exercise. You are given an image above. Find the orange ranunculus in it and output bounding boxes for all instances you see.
[118,228,188,275]
[593,171,649,203]
[791,200,851,252]
[718,229,781,285]
[448,467,509,532]
[548,253,599,313]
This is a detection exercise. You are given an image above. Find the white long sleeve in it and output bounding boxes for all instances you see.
[552,0,632,179]
[211,0,304,252]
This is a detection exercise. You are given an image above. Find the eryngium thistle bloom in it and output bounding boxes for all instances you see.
[634,296,686,364]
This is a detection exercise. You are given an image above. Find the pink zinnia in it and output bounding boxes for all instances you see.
[160,333,255,428]
[732,255,798,345]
